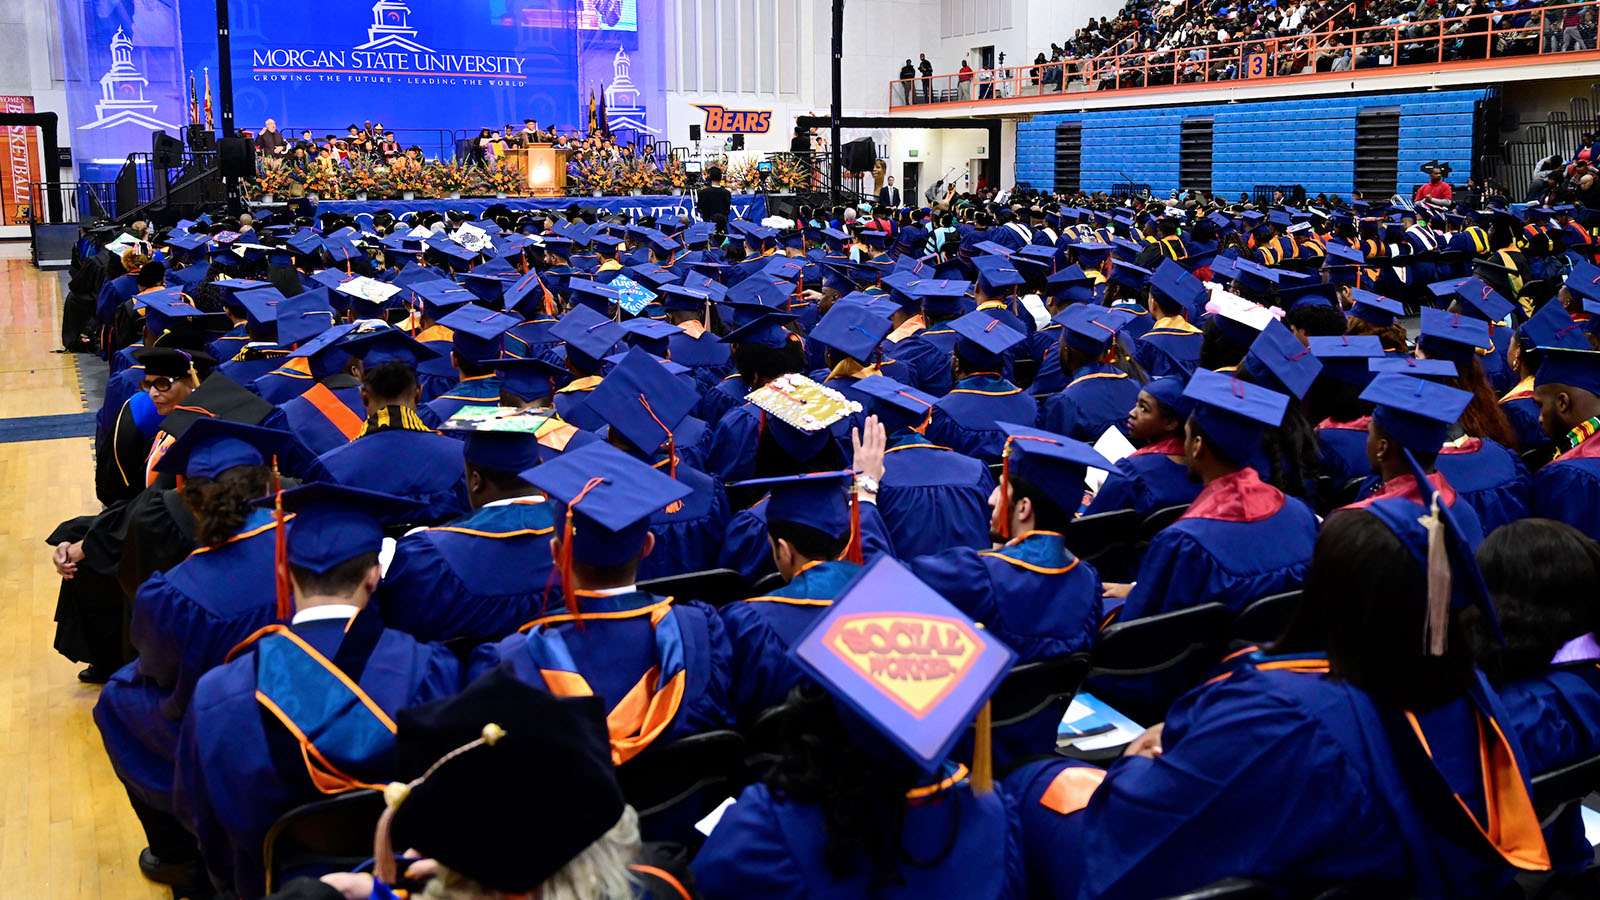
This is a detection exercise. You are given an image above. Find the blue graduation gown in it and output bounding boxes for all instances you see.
[1531,432,1600,540]
[173,612,460,898]
[467,591,736,753]
[886,330,955,396]
[208,325,251,365]
[693,771,1025,900]
[1134,317,1204,377]
[1434,437,1531,534]
[1481,326,1515,395]
[254,363,317,407]
[703,404,767,484]
[667,328,734,392]
[257,376,365,463]
[1496,662,1600,871]
[718,496,894,587]
[378,498,558,642]
[1008,655,1545,900]
[552,376,605,430]
[1501,378,1553,458]
[1039,364,1141,443]
[98,365,145,451]
[926,374,1038,463]
[637,460,730,581]
[1028,324,1067,395]
[504,317,560,360]
[694,375,749,427]
[421,374,502,426]
[1316,416,1373,487]
[317,428,471,525]
[93,509,284,813]
[1118,468,1317,622]
[878,432,995,559]
[913,531,1103,769]
[720,560,861,723]
[1084,439,1203,518]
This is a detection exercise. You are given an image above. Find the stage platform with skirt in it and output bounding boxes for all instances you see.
[260,193,774,222]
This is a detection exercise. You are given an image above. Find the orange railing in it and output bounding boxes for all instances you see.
[889,0,1600,107]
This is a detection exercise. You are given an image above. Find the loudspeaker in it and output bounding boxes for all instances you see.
[217,137,256,177]
[730,133,744,150]
[844,137,875,173]
[152,132,185,168]
[187,125,216,151]
[689,124,701,142]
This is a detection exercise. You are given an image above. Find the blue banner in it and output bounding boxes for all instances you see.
[299,193,769,222]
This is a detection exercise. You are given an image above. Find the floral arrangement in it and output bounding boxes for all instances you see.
[769,155,810,193]
[433,163,475,194]
[726,160,762,191]
[246,152,717,200]
[342,165,390,199]
[251,162,295,199]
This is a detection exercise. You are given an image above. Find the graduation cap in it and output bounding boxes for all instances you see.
[1149,258,1205,318]
[585,347,699,470]
[151,417,290,480]
[811,302,893,364]
[1142,373,1196,420]
[1056,304,1131,358]
[1324,244,1366,271]
[264,482,417,573]
[1349,289,1405,329]
[1106,261,1152,291]
[1565,262,1600,303]
[723,275,791,313]
[567,278,621,313]
[721,311,799,349]
[994,421,1111,529]
[1183,368,1290,466]
[1518,298,1590,353]
[1417,307,1493,365]
[906,279,973,317]
[852,374,936,432]
[1307,334,1386,387]
[951,311,1025,370]
[973,255,1025,296]
[489,355,564,402]
[1230,259,1285,294]
[550,304,626,370]
[729,470,859,544]
[1361,373,1471,456]
[1367,356,1458,380]
[789,555,1016,780]
[438,307,519,366]
[524,439,691,580]
[137,292,221,338]
[133,345,216,379]
[412,281,476,320]
[1243,318,1323,400]
[1279,280,1341,311]
[624,264,679,290]
[503,269,553,316]
[344,327,441,368]
[745,373,860,461]
[762,257,807,284]
[1534,346,1600,398]
[275,289,336,347]
[1045,264,1096,304]
[1444,277,1515,323]
[1208,292,1279,347]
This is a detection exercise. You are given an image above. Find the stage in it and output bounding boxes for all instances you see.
[267,193,777,223]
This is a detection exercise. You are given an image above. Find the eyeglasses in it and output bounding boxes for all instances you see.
[140,376,181,393]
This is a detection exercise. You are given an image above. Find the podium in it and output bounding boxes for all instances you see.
[504,144,568,196]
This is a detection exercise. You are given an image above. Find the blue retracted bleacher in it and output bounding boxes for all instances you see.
[1016,88,1486,197]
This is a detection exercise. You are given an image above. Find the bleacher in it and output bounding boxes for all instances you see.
[1016,88,1486,198]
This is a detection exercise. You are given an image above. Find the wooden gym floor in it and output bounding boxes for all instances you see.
[0,244,168,900]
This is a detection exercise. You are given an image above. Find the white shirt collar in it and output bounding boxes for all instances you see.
[482,494,545,509]
[587,584,638,596]
[291,604,361,625]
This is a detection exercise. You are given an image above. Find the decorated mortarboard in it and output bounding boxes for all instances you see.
[151,417,290,479]
[275,289,337,347]
[811,302,893,363]
[1307,334,1386,387]
[1106,261,1152,291]
[1534,346,1600,398]
[1149,258,1206,318]
[433,407,557,472]
[1206,291,1280,347]
[1183,368,1290,465]
[523,440,692,570]
[1518,298,1589,352]
[1056,304,1131,358]
[550,304,626,369]
[1244,318,1323,400]
[260,482,417,574]
[1367,356,1458,380]
[951,311,1025,369]
[745,373,861,461]
[1417,307,1493,364]
[438,307,519,366]
[790,555,1016,777]
[1361,373,1471,454]
[852,375,936,430]
[1349,289,1405,328]
[343,327,441,368]
[720,311,799,349]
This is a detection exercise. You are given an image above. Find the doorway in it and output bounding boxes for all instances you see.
[902,161,921,206]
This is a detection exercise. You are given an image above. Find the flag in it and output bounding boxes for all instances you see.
[189,72,200,126]
[596,85,610,140]
[587,87,597,134]
[204,68,214,130]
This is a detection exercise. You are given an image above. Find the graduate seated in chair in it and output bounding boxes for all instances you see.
[1468,518,1600,873]
[174,484,461,899]
[1006,495,1553,899]
[467,441,736,764]
[693,558,1025,900]
[1082,374,1204,519]
[925,312,1037,464]
[1530,346,1600,541]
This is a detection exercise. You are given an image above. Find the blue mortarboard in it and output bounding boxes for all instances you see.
[1056,304,1129,357]
[720,311,799,349]
[973,255,1025,295]
[997,421,1112,518]
[1280,280,1341,311]
[1068,241,1113,265]
[1565,262,1600,302]
[523,440,692,566]
[625,264,679,290]
[503,269,551,315]
[972,240,1013,258]
[586,347,700,459]
[151,417,289,480]
[1183,368,1290,465]
[730,470,856,539]
[267,482,417,572]
[288,323,359,379]
[491,356,565,401]
[812,302,893,363]
[852,375,936,431]
[790,555,1016,774]
[1142,374,1195,420]
[322,236,365,265]
[1230,259,1284,293]
[1367,356,1458,380]
[657,283,713,315]
[1045,264,1096,304]
[426,239,479,266]
[724,276,790,311]
[591,234,624,253]
[137,292,218,337]
[412,281,476,320]
[438,307,519,366]
[550,305,625,369]
[763,257,807,284]
[1106,261,1152,291]
[1417,307,1493,365]
[1207,211,1236,233]
[1013,245,1058,270]
[1324,243,1365,267]
[1308,335,1386,387]
[566,278,621,313]
[1535,346,1600,398]
[1268,209,1293,228]
[234,286,286,331]
[1349,289,1405,328]
[1447,277,1515,323]
[1518,299,1589,352]
[275,289,336,347]
[951,311,1024,369]
[1361,373,1471,453]
[344,327,441,368]
[906,279,972,316]
[1244,318,1323,400]
[1149,258,1205,317]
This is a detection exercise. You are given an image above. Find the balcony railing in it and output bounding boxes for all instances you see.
[889,0,1600,107]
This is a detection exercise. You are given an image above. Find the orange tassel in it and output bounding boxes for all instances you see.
[845,490,863,564]
[996,443,1013,541]
[638,397,676,479]
[549,476,607,630]
[271,455,292,621]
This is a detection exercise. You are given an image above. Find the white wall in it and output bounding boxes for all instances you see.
[0,0,71,138]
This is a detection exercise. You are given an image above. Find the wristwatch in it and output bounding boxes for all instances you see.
[853,475,880,495]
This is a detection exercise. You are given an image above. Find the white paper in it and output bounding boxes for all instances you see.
[1205,289,1284,329]
[695,796,738,836]
[1059,692,1145,751]
[334,276,402,303]
[452,223,492,253]
[1085,426,1137,494]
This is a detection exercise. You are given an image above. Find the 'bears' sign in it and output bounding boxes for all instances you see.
[694,104,772,134]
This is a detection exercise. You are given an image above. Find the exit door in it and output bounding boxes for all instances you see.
[902,162,921,205]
